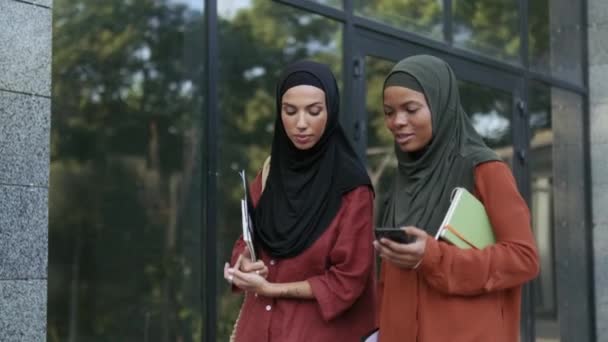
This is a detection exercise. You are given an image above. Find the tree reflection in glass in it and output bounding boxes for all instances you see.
[453,0,520,63]
[354,0,443,40]
[50,0,205,340]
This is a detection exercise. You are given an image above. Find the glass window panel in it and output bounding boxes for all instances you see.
[529,0,583,84]
[310,0,342,9]
[529,81,560,342]
[453,0,520,63]
[217,2,342,340]
[364,56,398,223]
[201,0,207,337]
[458,80,513,165]
[355,0,443,41]
[49,1,205,340]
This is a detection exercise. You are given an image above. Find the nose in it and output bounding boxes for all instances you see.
[394,112,408,127]
[295,112,308,130]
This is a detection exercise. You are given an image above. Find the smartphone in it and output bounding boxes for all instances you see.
[374,227,414,244]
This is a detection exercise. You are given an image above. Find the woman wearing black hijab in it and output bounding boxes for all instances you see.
[224,61,376,341]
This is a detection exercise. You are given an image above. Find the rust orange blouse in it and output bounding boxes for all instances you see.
[378,161,540,342]
[230,173,377,341]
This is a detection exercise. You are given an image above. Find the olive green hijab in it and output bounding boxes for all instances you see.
[381,55,500,235]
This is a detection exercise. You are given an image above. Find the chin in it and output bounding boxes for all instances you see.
[293,142,314,150]
[398,143,421,153]
[397,144,411,152]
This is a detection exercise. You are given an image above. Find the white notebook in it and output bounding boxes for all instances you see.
[239,170,256,262]
[362,329,378,342]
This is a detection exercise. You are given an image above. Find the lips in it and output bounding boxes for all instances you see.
[294,134,313,144]
[395,133,414,144]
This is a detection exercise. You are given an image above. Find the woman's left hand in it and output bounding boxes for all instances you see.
[374,226,428,269]
[225,255,270,294]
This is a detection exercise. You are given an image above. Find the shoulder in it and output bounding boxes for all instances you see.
[251,155,271,202]
[473,161,516,187]
[345,184,374,196]
[249,167,267,207]
[261,155,271,190]
[342,185,374,204]
[473,161,526,210]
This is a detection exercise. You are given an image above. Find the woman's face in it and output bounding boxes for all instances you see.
[383,86,433,153]
[281,85,328,150]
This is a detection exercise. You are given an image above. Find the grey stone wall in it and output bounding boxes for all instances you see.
[589,0,608,340]
[0,0,52,341]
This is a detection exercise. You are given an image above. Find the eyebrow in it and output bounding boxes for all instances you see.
[282,101,324,107]
[384,100,422,107]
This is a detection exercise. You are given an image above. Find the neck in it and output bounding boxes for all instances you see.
[408,148,426,161]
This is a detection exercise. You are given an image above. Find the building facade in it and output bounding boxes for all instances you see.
[0,0,607,341]
[0,0,51,341]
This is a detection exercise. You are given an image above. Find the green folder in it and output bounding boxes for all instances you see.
[434,187,496,249]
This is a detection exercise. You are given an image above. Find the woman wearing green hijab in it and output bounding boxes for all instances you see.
[373,55,539,342]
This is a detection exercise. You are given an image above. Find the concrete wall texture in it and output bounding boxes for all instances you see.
[589,0,608,340]
[0,0,52,341]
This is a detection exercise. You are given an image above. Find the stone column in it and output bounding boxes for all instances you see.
[0,0,52,340]
[589,0,608,340]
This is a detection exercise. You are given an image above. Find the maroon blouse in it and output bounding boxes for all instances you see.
[230,173,377,341]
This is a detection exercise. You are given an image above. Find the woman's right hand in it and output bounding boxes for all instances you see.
[374,226,428,270]
[235,248,269,278]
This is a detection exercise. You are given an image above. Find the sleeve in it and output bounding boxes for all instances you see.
[418,161,540,296]
[307,186,376,322]
[376,260,386,324]
[229,171,264,292]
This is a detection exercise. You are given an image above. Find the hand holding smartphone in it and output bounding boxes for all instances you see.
[374,227,414,244]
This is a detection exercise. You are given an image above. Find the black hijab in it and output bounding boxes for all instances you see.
[254,60,372,259]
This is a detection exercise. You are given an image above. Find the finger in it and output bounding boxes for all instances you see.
[379,249,417,264]
[378,250,410,266]
[259,266,269,278]
[376,242,410,261]
[225,267,235,285]
[223,262,230,279]
[373,240,381,250]
[404,234,427,256]
[238,252,253,270]
[229,273,245,288]
[231,268,257,286]
[252,260,266,268]
[233,254,244,270]
[379,254,415,269]
[379,252,418,269]
[242,260,266,273]
[404,226,427,239]
[242,247,251,258]
[378,245,420,264]
[374,242,391,255]
[379,237,417,254]
[230,267,249,280]
[240,263,254,272]
[227,268,243,286]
